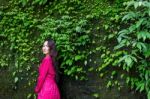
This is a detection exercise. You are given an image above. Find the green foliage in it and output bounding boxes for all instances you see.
[20,0,48,6]
[0,0,92,98]
[1,0,149,98]
[89,0,149,98]
[115,0,150,99]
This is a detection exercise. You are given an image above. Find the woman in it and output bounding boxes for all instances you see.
[34,39,60,99]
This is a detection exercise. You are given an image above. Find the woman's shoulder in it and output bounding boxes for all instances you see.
[43,55,52,61]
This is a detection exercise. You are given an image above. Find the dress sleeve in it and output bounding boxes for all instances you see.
[34,58,52,93]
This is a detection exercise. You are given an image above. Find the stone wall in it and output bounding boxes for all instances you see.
[60,73,145,99]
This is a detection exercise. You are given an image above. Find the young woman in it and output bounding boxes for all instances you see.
[34,39,60,99]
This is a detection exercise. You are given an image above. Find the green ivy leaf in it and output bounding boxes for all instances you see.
[14,77,18,83]
[148,91,150,99]
[75,55,82,61]
[106,81,112,88]
[75,26,82,32]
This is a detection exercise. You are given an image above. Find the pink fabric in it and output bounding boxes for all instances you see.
[35,55,60,99]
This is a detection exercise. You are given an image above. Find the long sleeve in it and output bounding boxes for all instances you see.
[35,57,52,93]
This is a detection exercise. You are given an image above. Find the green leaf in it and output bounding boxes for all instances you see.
[139,83,145,92]
[14,77,18,83]
[21,0,28,6]
[148,8,150,16]
[136,82,145,92]
[42,0,47,5]
[111,71,116,76]
[136,42,147,52]
[88,67,94,72]
[106,81,112,88]
[92,93,99,98]
[104,25,109,30]
[144,49,150,57]
[125,56,132,66]
[134,1,139,9]
[137,31,150,41]
[148,91,150,99]
[77,67,82,72]
[122,12,137,21]
[75,55,82,61]
[108,34,115,39]
[126,77,130,84]
[129,25,136,32]
[114,43,125,50]
[136,19,144,28]
[67,70,71,75]
[75,26,82,32]
[126,1,135,9]
[66,59,73,66]
[27,93,32,99]
[145,71,149,80]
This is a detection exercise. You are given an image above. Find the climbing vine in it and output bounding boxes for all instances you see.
[115,1,150,99]
[95,0,150,99]
[0,0,92,98]
[0,0,149,99]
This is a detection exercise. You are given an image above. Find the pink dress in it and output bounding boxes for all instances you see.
[35,55,60,99]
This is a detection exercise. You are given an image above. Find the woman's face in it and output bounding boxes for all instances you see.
[42,41,50,55]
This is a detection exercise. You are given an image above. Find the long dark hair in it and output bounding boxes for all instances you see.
[46,39,59,83]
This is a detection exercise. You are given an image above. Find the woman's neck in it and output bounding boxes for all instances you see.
[46,54,50,57]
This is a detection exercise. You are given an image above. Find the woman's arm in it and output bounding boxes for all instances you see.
[34,58,52,93]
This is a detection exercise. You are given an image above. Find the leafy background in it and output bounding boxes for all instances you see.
[0,0,150,99]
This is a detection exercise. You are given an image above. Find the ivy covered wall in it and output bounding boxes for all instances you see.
[0,0,149,99]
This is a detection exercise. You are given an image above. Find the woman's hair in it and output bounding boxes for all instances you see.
[46,39,57,61]
[46,38,59,83]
